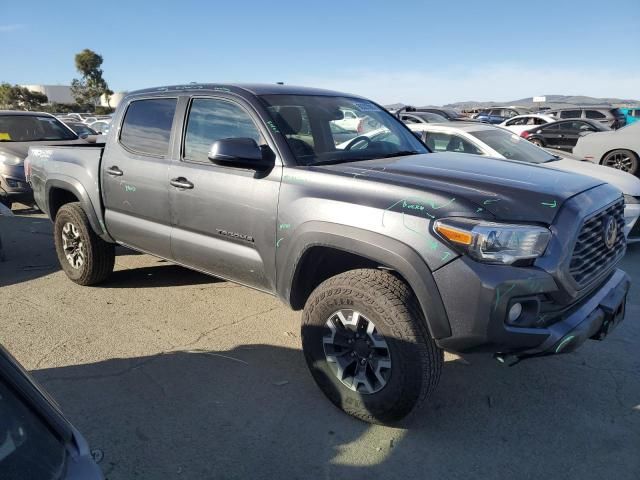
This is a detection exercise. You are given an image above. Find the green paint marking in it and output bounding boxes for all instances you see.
[541,200,557,208]
[402,200,425,211]
[441,251,452,261]
[428,239,439,250]
[476,207,484,213]
[266,120,280,133]
[483,199,500,205]
[276,238,284,248]
[427,197,456,210]
[555,335,575,353]
[493,284,516,312]
[279,223,291,230]
[124,184,136,192]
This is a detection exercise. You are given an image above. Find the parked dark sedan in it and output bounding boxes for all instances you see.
[521,118,610,152]
[0,344,103,479]
[63,121,99,137]
[0,111,83,208]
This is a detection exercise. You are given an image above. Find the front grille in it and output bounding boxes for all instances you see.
[569,199,625,287]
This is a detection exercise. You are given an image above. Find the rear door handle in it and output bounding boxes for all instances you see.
[106,166,123,176]
[170,177,194,189]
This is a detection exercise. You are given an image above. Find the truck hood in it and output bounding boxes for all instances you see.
[315,152,605,224]
[0,139,86,164]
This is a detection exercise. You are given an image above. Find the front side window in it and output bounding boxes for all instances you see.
[586,110,606,119]
[260,95,426,165]
[0,115,77,142]
[507,117,527,126]
[0,378,66,479]
[119,98,177,157]
[183,98,263,163]
[423,132,482,155]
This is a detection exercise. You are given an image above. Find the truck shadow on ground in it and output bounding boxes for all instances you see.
[34,323,639,480]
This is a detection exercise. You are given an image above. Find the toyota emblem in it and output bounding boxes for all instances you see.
[603,216,618,250]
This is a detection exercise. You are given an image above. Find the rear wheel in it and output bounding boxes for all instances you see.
[529,137,545,147]
[301,269,443,424]
[53,202,115,285]
[601,149,639,175]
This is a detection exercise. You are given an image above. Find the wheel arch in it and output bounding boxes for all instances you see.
[277,222,451,340]
[45,178,112,241]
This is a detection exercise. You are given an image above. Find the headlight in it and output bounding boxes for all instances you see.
[434,218,551,265]
[623,194,640,205]
[0,152,23,166]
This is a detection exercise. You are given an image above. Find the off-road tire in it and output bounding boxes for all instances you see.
[53,202,115,285]
[301,269,443,424]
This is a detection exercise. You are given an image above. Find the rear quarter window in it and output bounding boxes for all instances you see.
[119,98,177,157]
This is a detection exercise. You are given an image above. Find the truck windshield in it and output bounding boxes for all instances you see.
[472,129,557,164]
[0,115,77,142]
[259,95,428,166]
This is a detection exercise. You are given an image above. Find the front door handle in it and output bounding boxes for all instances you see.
[106,166,123,176]
[170,177,194,189]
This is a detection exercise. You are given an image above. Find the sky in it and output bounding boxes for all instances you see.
[1,0,639,106]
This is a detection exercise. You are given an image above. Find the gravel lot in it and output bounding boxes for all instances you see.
[1,208,639,480]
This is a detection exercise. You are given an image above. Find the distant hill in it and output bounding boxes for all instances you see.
[443,95,640,110]
[385,95,640,111]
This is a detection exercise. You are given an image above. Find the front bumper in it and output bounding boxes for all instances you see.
[433,256,630,356]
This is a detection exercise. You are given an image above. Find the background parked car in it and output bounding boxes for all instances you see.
[0,111,85,208]
[573,122,640,176]
[546,107,626,129]
[416,108,464,120]
[0,343,103,479]
[64,121,99,137]
[397,111,449,124]
[520,118,609,151]
[499,113,556,135]
[88,120,111,135]
[473,107,530,124]
[407,122,640,241]
[620,107,640,125]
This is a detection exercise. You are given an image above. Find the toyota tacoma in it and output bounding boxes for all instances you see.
[25,84,630,424]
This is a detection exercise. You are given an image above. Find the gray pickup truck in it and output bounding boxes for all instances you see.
[25,84,630,424]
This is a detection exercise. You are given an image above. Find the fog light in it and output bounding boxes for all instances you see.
[508,303,523,323]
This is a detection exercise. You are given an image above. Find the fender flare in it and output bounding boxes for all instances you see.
[277,221,452,339]
[45,177,113,242]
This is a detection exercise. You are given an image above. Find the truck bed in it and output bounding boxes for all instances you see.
[26,143,106,228]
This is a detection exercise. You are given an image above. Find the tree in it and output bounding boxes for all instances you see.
[70,49,112,110]
[0,83,48,110]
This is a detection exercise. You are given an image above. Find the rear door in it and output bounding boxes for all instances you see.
[101,97,178,258]
[538,123,563,148]
[168,95,281,291]
[560,120,596,149]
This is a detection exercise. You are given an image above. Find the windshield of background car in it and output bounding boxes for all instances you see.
[473,129,555,163]
[0,116,77,142]
[259,95,427,165]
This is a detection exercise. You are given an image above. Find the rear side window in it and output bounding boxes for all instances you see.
[560,110,581,119]
[586,110,606,119]
[120,98,177,157]
[183,98,263,163]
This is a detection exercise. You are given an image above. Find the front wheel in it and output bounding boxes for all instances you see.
[601,149,639,175]
[301,269,443,424]
[53,202,115,285]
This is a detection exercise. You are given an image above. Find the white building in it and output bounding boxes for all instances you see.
[21,84,75,104]
[20,84,126,108]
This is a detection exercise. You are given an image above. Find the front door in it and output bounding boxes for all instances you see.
[102,97,178,258]
[168,96,281,291]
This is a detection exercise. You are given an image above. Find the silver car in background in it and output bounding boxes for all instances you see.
[573,122,640,176]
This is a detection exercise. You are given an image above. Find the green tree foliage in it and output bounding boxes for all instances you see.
[0,83,48,110]
[70,49,113,108]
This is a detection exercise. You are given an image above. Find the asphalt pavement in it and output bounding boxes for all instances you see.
[0,207,638,480]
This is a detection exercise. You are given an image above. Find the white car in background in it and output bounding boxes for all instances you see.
[499,113,556,135]
[573,122,640,176]
[332,108,362,132]
[88,120,111,134]
[358,121,640,242]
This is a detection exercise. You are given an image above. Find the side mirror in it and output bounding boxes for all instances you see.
[208,138,272,170]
